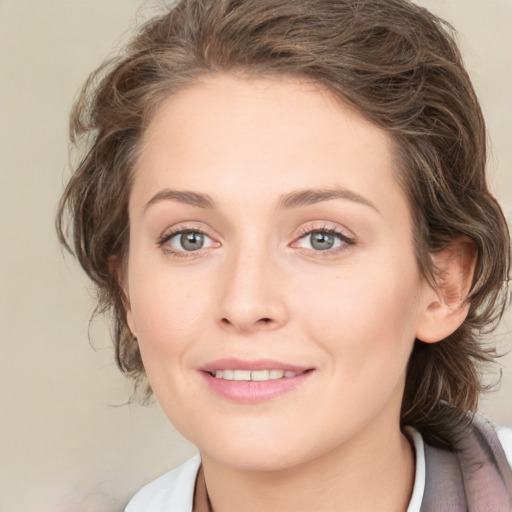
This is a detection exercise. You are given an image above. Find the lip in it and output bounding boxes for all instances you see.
[200,358,315,404]
[201,358,310,373]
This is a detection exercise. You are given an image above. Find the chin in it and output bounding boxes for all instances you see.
[205,442,310,472]
[190,420,332,473]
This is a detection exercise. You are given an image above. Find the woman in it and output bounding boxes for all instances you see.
[56,0,512,510]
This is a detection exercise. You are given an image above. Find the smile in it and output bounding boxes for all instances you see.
[212,369,303,381]
[200,359,315,403]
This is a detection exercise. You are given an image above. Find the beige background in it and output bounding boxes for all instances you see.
[0,0,511,510]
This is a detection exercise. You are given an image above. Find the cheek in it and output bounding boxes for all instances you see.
[294,257,422,367]
[127,266,211,415]
[126,256,213,358]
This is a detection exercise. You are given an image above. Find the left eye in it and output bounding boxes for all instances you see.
[167,230,215,252]
[296,230,349,251]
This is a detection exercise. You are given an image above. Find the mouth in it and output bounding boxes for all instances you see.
[208,369,308,381]
[200,359,315,403]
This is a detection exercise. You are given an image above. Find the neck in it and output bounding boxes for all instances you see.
[197,421,415,512]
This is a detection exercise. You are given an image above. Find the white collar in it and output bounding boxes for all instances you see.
[405,427,426,512]
[125,432,427,512]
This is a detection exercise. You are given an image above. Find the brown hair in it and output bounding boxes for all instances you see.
[56,0,510,443]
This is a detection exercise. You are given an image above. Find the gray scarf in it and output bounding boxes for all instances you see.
[422,415,512,511]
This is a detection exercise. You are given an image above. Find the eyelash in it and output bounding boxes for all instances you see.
[157,225,355,258]
[157,226,214,258]
[294,225,355,256]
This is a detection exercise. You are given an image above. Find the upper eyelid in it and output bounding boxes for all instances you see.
[158,223,213,240]
[299,226,347,236]
[296,223,355,241]
[156,222,355,246]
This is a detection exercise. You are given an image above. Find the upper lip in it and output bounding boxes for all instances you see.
[200,358,312,373]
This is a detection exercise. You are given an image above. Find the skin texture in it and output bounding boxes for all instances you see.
[125,74,470,511]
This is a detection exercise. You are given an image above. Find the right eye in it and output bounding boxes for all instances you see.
[159,229,217,255]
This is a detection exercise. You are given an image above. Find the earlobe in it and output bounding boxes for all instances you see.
[122,287,138,336]
[110,256,137,337]
[415,238,477,344]
[109,254,138,336]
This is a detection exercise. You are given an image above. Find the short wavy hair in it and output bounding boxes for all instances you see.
[57,0,510,443]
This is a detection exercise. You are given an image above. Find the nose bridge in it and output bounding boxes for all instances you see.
[217,234,287,332]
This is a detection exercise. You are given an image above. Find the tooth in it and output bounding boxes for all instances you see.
[214,368,301,381]
[223,369,234,380]
[251,370,270,381]
[233,370,251,381]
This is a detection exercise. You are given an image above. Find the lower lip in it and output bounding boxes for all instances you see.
[201,371,314,404]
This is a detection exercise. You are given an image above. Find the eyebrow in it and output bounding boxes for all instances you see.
[144,189,215,211]
[144,187,378,213]
[277,188,379,213]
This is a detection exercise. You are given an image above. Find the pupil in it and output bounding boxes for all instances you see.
[310,232,334,250]
[181,232,204,251]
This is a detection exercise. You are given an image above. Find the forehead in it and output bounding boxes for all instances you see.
[132,73,407,220]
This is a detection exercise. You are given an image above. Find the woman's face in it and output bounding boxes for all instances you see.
[126,74,434,471]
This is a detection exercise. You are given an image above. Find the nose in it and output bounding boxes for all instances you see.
[216,246,289,334]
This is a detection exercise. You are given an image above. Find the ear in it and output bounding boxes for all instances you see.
[122,285,138,337]
[415,238,477,343]
[110,255,138,337]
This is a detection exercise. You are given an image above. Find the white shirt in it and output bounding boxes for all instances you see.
[125,427,512,512]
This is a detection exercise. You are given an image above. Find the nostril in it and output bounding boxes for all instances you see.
[219,316,275,330]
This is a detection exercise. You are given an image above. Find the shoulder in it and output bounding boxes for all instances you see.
[124,454,201,512]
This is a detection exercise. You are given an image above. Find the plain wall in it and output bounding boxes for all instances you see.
[0,0,511,510]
